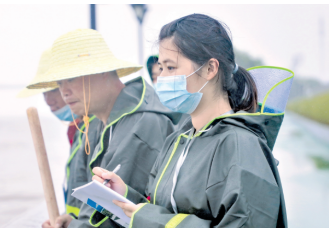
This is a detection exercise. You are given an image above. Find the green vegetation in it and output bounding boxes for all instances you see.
[287,92,329,125]
[310,156,329,170]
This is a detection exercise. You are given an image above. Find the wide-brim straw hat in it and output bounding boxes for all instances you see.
[27,29,143,89]
[17,48,58,98]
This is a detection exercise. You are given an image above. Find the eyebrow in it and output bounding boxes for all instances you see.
[158,59,176,65]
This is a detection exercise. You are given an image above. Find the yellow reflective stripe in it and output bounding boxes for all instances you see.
[89,77,147,176]
[66,126,85,182]
[246,65,294,74]
[89,210,109,227]
[153,135,183,204]
[124,184,128,198]
[66,204,80,217]
[165,214,189,228]
[129,203,147,228]
[66,115,96,181]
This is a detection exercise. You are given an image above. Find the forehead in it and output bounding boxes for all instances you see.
[43,88,61,98]
[158,38,180,62]
[45,88,60,94]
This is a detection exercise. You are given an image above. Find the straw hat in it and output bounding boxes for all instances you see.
[16,48,58,98]
[27,29,143,89]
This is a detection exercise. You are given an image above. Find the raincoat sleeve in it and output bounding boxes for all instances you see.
[125,133,177,205]
[129,131,281,228]
[124,155,162,204]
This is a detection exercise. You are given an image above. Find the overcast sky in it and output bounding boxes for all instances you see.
[0,4,328,87]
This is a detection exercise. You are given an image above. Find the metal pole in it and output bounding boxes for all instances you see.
[90,4,96,30]
[130,4,148,80]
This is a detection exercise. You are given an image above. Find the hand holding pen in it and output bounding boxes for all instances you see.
[92,165,126,196]
[103,164,121,185]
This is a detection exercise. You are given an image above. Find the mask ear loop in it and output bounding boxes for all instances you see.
[187,63,208,93]
[71,75,91,155]
[198,80,209,93]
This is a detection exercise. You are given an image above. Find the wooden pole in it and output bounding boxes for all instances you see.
[26,107,59,226]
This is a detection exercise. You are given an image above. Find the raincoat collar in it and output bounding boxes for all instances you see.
[179,110,284,151]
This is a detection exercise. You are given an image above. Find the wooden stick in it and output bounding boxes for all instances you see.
[26,107,59,226]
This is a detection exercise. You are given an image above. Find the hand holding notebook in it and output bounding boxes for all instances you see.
[72,180,135,227]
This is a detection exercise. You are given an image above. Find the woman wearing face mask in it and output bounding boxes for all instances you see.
[92,14,293,228]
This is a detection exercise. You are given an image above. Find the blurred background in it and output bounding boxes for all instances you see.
[0,4,328,228]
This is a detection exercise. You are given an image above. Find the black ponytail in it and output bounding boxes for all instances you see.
[225,66,258,112]
[159,14,258,112]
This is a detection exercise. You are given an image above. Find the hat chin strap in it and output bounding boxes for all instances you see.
[71,75,91,155]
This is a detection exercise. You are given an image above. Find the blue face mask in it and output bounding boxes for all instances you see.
[52,104,78,122]
[155,65,208,114]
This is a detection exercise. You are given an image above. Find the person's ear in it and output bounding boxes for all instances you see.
[204,58,219,81]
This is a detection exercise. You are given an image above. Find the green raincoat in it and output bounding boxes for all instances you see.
[68,76,185,228]
[117,66,293,228]
[65,115,102,217]
[126,112,286,228]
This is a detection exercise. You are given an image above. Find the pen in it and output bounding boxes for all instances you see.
[103,164,121,185]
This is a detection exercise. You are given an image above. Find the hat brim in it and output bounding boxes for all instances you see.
[16,87,58,98]
[27,58,143,89]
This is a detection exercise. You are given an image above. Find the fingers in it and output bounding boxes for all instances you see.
[42,219,53,228]
[62,214,73,228]
[54,214,72,228]
[55,218,63,228]
[92,175,105,184]
[113,200,137,218]
[92,175,112,188]
[92,167,114,180]
[92,167,107,176]
[113,199,125,208]
[93,167,119,181]
[101,171,116,180]
[92,167,126,195]
[113,200,131,218]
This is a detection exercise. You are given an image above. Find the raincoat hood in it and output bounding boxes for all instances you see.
[182,66,295,151]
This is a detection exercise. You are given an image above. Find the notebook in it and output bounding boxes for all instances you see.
[72,180,135,227]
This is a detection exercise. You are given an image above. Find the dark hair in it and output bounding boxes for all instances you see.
[146,55,159,81]
[158,14,258,112]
